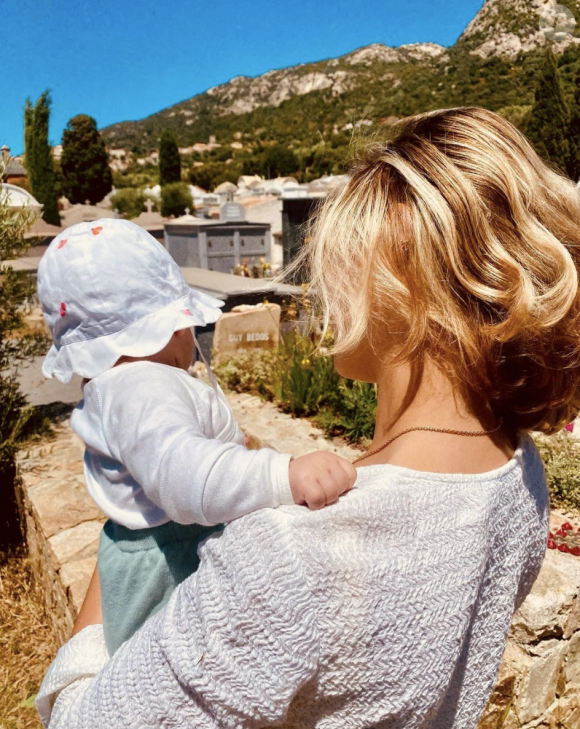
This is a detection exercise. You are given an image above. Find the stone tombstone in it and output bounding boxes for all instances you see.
[219,202,246,222]
[213,303,280,355]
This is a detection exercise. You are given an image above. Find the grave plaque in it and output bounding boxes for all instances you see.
[219,202,246,222]
[213,303,281,354]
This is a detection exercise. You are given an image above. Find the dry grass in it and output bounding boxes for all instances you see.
[0,547,57,729]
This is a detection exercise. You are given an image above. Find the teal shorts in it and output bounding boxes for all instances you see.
[98,519,223,655]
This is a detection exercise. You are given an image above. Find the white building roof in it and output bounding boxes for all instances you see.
[189,184,206,199]
[0,183,42,211]
[307,175,348,194]
[144,184,161,199]
[214,180,237,194]
[61,204,116,227]
[179,266,300,299]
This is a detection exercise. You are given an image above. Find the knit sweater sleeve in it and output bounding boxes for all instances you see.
[37,510,319,729]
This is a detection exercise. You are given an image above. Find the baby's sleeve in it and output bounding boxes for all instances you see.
[97,363,294,525]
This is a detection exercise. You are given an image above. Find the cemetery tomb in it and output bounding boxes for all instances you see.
[213,303,281,354]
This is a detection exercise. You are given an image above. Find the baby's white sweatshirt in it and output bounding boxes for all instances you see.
[70,360,294,530]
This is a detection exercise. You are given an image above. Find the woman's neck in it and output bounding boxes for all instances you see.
[361,359,516,472]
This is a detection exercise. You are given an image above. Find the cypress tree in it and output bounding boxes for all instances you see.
[23,91,60,225]
[526,48,570,174]
[568,63,580,181]
[159,130,181,185]
[61,115,113,204]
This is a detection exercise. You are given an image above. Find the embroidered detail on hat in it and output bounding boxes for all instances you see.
[92,227,103,236]
[58,239,68,249]
[60,302,67,317]
[181,309,193,316]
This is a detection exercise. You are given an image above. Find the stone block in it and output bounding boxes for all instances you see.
[516,640,567,725]
[27,474,103,538]
[557,695,580,726]
[60,555,98,614]
[565,630,580,687]
[510,553,580,643]
[49,519,104,567]
[477,642,522,728]
[213,303,280,354]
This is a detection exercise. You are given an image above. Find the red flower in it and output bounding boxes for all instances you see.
[558,543,570,553]
[548,532,554,540]
[570,546,580,557]
[561,522,573,532]
[547,539,557,550]
[556,528,566,537]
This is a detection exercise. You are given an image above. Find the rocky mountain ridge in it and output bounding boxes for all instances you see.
[460,0,580,59]
[102,0,580,155]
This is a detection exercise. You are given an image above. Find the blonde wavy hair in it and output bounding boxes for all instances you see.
[299,106,580,434]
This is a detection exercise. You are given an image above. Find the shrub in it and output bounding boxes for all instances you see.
[270,333,340,416]
[533,432,580,511]
[213,332,376,444]
[314,379,377,443]
[188,162,241,192]
[213,349,276,396]
[0,160,50,547]
[160,182,193,217]
[109,187,147,219]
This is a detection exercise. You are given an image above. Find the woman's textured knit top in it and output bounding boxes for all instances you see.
[38,436,548,729]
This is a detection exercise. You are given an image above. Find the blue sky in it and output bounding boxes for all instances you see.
[2,0,484,153]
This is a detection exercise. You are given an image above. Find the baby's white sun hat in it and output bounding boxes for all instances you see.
[38,218,224,384]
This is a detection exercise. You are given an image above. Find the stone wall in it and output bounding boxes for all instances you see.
[15,393,580,727]
[17,421,105,646]
[479,511,580,728]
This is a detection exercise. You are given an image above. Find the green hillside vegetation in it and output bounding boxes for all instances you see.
[102,0,580,189]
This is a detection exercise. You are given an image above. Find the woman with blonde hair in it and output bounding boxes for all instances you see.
[38,107,577,728]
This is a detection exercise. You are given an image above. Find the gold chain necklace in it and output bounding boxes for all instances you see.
[352,419,504,464]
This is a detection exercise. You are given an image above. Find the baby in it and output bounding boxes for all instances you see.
[37,219,356,655]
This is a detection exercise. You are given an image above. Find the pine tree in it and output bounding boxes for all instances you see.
[526,48,570,174]
[23,91,60,225]
[567,62,580,181]
[61,114,113,204]
[159,130,181,185]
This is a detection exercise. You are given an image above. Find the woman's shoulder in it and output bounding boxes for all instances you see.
[352,434,546,496]
[198,435,548,588]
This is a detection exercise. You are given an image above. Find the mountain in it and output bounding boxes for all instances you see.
[101,0,580,160]
[459,0,580,58]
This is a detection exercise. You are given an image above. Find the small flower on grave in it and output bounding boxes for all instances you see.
[548,520,580,556]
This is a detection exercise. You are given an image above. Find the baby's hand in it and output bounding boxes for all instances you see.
[289,452,357,510]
